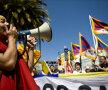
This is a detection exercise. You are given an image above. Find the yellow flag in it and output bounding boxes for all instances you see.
[36,61,51,74]
[18,44,41,63]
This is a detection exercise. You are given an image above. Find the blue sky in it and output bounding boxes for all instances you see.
[39,0,108,61]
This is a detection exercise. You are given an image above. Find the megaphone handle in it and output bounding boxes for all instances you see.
[19,34,29,61]
[34,27,41,65]
[34,39,41,65]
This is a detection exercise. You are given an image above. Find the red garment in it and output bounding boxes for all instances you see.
[0,36,39,90]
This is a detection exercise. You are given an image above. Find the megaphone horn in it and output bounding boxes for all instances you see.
[18,21,52,42]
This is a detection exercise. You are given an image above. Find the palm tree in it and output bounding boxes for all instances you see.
[0,0,50,30]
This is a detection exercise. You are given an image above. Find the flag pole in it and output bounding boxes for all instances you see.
[71,42,74,60]
[89,15,97,52]
[80,55,82,70]
[79,32,82,70]
[89,15,99,69]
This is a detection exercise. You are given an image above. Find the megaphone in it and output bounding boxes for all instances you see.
[18,21,52,42]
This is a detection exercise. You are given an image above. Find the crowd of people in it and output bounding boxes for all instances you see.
[70,55,108,74]
[32,55,108,75]
[48,55,108,74]
[32,64,59,75]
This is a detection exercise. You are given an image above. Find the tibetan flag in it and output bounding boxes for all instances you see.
[90,16,108,34]
[58,58,61,66]
[57,57,63,71]
[18,43,41,64]
[71,43,80,59]
[79,33,96,60]
[95,35,108,59]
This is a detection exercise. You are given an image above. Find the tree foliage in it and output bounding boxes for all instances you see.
[0,0,50,30]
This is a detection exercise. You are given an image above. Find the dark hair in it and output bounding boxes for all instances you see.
[100,56,106,60]
[75,62,81,67]
[50,65,54,68]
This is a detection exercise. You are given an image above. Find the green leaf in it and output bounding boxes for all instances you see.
[21,17,24,25]
[17,8,22,13]
[12,12,18,19]
[27,17,31,22]
[4,4,8,10]
[25,13,30,18]
[22,6,25,10]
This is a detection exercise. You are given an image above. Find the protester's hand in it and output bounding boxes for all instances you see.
[97,65,101,70]
[92,62,102,70]
[5,24,18,39]
[105,68,108,71]
[27,36,37,50]
[80,70,82,73]
[0,22,8,29]
[93,63,98,67]
[92,61,99,67]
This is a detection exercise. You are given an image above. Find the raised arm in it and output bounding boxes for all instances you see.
[26,36,36,73]
[0,24,18,71]
[97,66,108,71]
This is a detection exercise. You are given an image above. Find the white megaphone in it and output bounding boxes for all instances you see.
[18,21,52,42]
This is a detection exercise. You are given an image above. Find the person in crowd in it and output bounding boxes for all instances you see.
[59,67,65,73]
[93,56,108,72]
[85,66,91,73]
[50,65,55,73]
[0,15,38,89]
[54,65,59,73]
[35,64,45,75]
[85,66,97,73]
[73,62,82,74]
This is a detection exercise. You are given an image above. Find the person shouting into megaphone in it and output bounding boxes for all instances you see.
[0,15,18,71]
[0,15,39,90]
